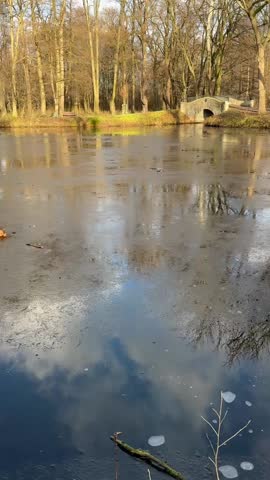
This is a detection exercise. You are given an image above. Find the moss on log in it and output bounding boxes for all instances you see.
[110,435,186,480]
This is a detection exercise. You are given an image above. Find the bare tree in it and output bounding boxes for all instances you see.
[238,0,270,112]
[110,0,126,114]
[83,0,100,113]
[0,0,267,115]
[51,0,66,116]
[30,0,46,114]
[136,0,150,112]
[7,0,24,116]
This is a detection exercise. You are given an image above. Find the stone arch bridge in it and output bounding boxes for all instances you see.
[179,96,229,122]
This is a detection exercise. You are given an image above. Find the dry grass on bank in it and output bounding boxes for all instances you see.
[3,109,270,130]
[0,113,80,128]
[0,110,189,129]
[205,110,270,129]
[87,110,188,128]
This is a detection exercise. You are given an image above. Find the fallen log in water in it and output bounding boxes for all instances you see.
[110,434,186,480]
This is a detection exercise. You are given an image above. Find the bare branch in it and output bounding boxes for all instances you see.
[219,420,251,448]
[201,416,218,436]
[202,392,251,480]
[206,433,216,456]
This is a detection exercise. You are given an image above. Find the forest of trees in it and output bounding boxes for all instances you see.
[0,0,270,117]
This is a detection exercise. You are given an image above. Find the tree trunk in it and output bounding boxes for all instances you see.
[51,0,66,116]
[238,1,270,113]
[110,4,122,114]
[131,5,136,113]
[55,35,60,115]
[245,65,250,99]
[94,1,100,113]
[213,53,223,96]
[165,75,172,109]
[8,0,18,117]
[83,95,89,111]
[49,59,57,112]
[22,16,32,115]
[214,69,222,96]
[141,43,148,112]
[182,70,187,102]
[163,0,171,110]
[30,0,46,114]
[58,19,65,115]
[0,79,6,115]
[122,53,128,112]
[23,63,32,115]
[11,68,17,117]
[153,55,159,110]
[36,49,46,114]
[140,0,148,113]
[83,0,100,113]
[258,44,266,113]
[66,0,73,112]
[206,0,214,96]
[86,16,97,111]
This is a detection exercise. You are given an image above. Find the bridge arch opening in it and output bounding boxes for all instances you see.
[203,108,214,119]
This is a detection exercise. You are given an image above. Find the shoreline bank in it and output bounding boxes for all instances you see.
[2,109,270,131]
[0,110,190,129]
[205,110,270,129]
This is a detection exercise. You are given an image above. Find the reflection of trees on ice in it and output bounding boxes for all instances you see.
[226,321,270,364]
[192,311,270,365]
[197,183,255,217]
[207,184,233,215]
